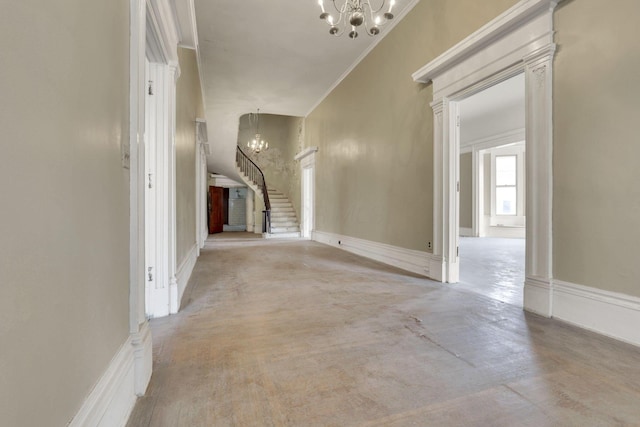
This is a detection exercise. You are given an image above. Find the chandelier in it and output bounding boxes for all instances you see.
[246,109,269,154]
[317,0,396,39]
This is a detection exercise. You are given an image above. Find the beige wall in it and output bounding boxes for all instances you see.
[459,153,473,229]
[553,0,640,296]
[176,48,204,266]
[305,0,519,251]
[239,114,304,218]
[0,1,131,425]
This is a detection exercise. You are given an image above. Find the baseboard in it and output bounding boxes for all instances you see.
[312,230,439,279]
[175,243,198,312]
[524,276,553,317]
[131,321,152,396]
[200,228,208,248]
[69,337,137,427]
[460,227,473,237]
[553,280,640,347]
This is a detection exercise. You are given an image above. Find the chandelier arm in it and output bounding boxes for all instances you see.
[327,5,347,30]
[363,1,377,26]
[365,0,386,14]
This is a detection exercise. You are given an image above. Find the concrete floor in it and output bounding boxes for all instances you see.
[457,237,525,307]
[127,233,640,426]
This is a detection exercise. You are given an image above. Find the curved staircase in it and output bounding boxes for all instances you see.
[267,189,300,238]
[235,146,300,239]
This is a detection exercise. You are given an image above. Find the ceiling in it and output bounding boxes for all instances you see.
[193,0,419,178]
[458,73,525,144]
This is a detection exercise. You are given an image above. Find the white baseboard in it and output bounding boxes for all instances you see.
[460,227,473,237]
[524,277,640,347]
[524,276,553,317]
[175,243,198,312]
[131,321,152,396]
[69,337,137,427]
[486,226,526,239]
[200,228,208,247]
[312,230,439,279]
[553,280,640,347]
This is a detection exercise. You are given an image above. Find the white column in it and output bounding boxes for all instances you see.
[430,99,447,282]
[523,45,556,317]
[246,188,254,232]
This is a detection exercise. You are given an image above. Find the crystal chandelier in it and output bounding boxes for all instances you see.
[317,0,396,39]
[246,109,269,154]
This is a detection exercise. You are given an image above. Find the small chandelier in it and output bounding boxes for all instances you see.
[247,109,269,154]
[317,0,396,39]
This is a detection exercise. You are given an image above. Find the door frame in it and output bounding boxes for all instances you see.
[295,147,318,240]
[412,0,557,316]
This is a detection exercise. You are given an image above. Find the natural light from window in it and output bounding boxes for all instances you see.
[495,155,517,215]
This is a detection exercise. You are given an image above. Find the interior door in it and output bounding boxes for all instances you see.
[209,186,224,234]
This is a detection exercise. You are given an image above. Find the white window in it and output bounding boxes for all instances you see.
[495,155,517,215]
[487,143,525,229]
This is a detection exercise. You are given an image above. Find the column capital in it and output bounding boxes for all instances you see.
[523,43,556,67]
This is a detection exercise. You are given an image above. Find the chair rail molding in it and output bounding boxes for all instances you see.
[412,0,557,316]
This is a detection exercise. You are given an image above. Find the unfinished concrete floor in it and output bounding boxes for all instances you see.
[127,233,640,426]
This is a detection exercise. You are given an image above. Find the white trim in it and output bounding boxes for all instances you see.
[297,147,318,240]
[412,0,557,84]
[412,0,557,320]
[294,146,319,161]
[131,322,152,396]
[174,243,197,312]
[69,338,136,427]
[553,281,640,347]
[172,0,198,49]
[305,0,420,117]
[313,230,441,279]
[461,128,525,151]
[523,276,552,316]
[129,0,147,333]
[459,227,473,237]
[147,0,180,65]
[129,0,153,403]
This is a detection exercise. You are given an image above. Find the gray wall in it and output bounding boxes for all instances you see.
[554,0,640,296]
[305,0,640,299]
[459,153,473,229]
[176,47,204,266]
[0,1,131,424]
[238,114,304,219]
[305,0,519,251]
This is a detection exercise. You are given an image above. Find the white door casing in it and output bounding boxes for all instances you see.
[128,0,194,398]
[295,147,318,240]
[412,0,557,316]
[129,0,152,396]
[142,0,181,319]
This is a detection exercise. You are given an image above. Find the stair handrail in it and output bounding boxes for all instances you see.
[236,145,271,233]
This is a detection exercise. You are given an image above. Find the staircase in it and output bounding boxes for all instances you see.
[235,146,300,239]
[267,189,300,238]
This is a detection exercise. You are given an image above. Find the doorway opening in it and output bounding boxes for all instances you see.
[454,74,526,306]
[295,146,318,240]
